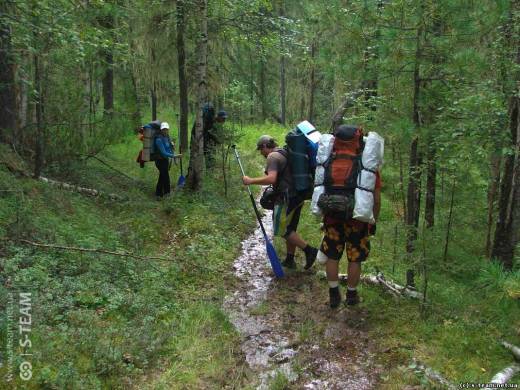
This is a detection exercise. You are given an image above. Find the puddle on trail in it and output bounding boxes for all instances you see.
[224,209,380,389]
[223,211,298,388]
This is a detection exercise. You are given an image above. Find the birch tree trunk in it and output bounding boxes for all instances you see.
[187,0,208,191]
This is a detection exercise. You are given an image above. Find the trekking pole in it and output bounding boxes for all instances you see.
[232,145,284,278]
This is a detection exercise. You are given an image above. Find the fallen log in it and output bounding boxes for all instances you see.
[39,176,125,201]
[502,341,520,361]
[337,272,424,300]
[16,239,170,262]
[410,360,457,390]
[484,364,520,389]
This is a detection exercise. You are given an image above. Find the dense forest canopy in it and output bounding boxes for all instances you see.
[1,0,517,265]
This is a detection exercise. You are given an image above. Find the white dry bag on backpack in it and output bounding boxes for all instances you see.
[310,134,335,216]
[353,132,384,223]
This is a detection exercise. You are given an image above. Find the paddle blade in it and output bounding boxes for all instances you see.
[177,174,186,187]
[265,236,284,278]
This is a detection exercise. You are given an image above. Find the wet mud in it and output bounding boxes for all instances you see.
[224,210,383,389]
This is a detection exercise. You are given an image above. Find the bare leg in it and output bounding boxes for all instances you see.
[285,231,307,250]
[326,259,339,282]
[347,262,361,289]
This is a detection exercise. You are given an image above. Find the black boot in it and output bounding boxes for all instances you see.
[282,254,296,269]
[329,287,341,308]
[304,246,318,270]
[345,289,360,306]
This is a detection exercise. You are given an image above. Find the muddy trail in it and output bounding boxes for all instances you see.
[223,212,386,389]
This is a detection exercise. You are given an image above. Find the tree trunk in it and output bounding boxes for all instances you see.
[17,70,29,144]
[150,47,157,121]
[128,25,142,129]
[425,143,436,228]
[186,0,208,191]
[249,49,254,118]
[101,13,114,119]
[130,72,141,128]
[176,0,189,153]
[491,4,520,270]
[278,1,286,125]
[33,54,44,178]
[89,62,95,136]
[0,1,16,144]
[308,40,317,123]
[491,91,519,270]
[486,153,502,256]
[280,55,286,125]
[443,177,456,262]
[260,58,267,121]
[406,22,424,254]
[151,82,157,121]
[406,135,422,253]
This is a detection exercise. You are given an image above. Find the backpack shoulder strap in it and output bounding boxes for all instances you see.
[274,148,289,172]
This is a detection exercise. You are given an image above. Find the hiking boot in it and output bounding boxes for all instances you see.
[345,289,360,306]
[329,287,341,308]
[304,246,318,270]
[282,258,296,269]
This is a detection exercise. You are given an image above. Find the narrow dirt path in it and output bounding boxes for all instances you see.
[223,212,384,389]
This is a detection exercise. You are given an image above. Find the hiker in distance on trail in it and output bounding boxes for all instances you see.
[191,103,228,169]
[311,124,383,308]
[136,120,176,199]
[153,122,175,199]
[242,135,319,270]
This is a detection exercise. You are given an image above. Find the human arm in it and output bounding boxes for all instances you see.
[242,170,277,186]
[155,138,174,158]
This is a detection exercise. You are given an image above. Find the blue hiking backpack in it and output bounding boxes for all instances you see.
[285,121,321,198]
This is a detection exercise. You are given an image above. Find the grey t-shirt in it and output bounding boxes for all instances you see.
[265,148,292,193]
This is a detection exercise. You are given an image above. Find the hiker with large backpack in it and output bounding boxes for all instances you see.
[315,124,382,308]
[241,134,319,270]
[136,120,175,198]
[153,122,175,199]
[191,103,228,168]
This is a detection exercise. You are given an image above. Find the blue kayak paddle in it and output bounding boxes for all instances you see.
[232,146,284,278]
